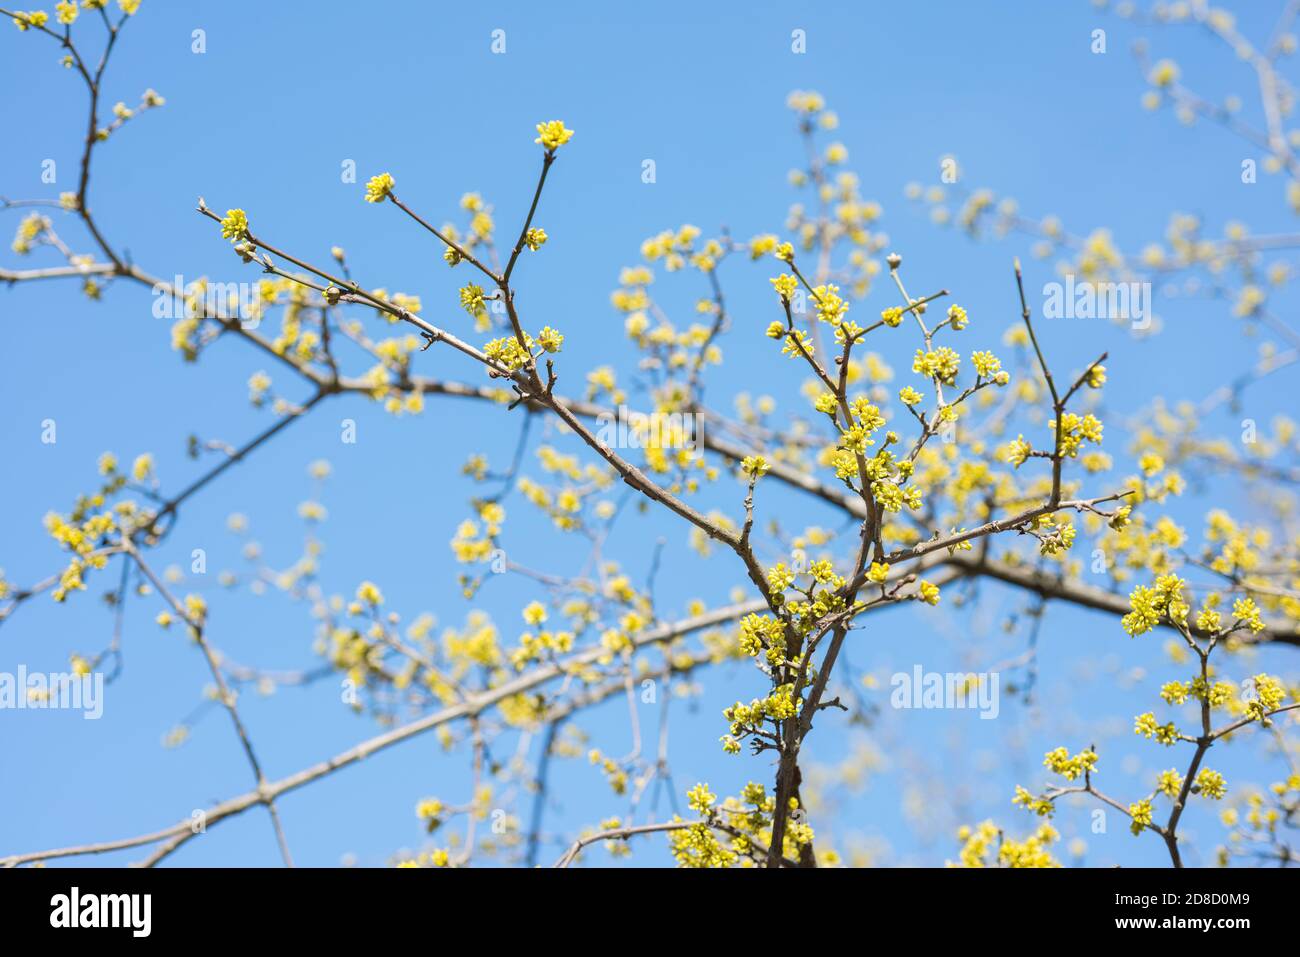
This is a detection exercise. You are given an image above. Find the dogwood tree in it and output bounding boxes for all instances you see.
[1,1,1297,869]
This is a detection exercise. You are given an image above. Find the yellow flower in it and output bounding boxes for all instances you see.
[686,783,716,813]
[971,350,1001,378]
[1195,768,1227,800]
[218,208,249,242]
[811,284,848,325]
[912,346,960,385]
[1231,597,1264,634]
[536,326,564,353]
[1122,574,1187,636]
[56,1,78,23]
[364,172,395,203]
[459,284,486,317]
[1138,452,1164,476]
[534,120,574,151]
[524,227,547,250]
[1128,799,1153,835]
[1134,711,1180,746]
[483,335,534,372]
[1156,769,1183,798]
[12,10,49,30]
[248,371,271,404]
[1149,58,1179,88]
[1012,785,1055,817]
[1043,746,1098,781]
[899,386,923,406]
[1246,674,1286,721]
[183,594,207,625]
[786,90,825,113]
[770,273,798,301]
[1108,505,1131,530]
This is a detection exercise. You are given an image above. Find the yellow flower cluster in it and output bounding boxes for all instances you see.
[1122,574,1187,636]
[911,346,960,385]
[12,212,50,254]
[1042,746,1098,781]
[219,208,248,242]
[737,613,787,664]
[1051,412,1104,457]
[534,120,574,151]
[951,820,1060,868]
[510,624,574,669]
[741,455,769,480]
[667,821,736,868]
[1129,799,1154,835]
[1195,768,1227,800]
[769,273,798,301]
[1245,673,1287,722]
[588,748,628,795]
[1005,435,1033,467]
[1134,711,1180,746]
[11,10,48,30]
[1231,597,1265,634]
[970,350,1008,384]
[722,684,802,745]
[640,224,704,272]
[43,464,139,601]
[1012,785,1055,817]
[523,227,547,251]
[811,284,849,325]
[364,172,395,203]
[482,334,535,372]
[1156,769,1183,798]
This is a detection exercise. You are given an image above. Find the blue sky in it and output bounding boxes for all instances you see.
[1,0,1296,867]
